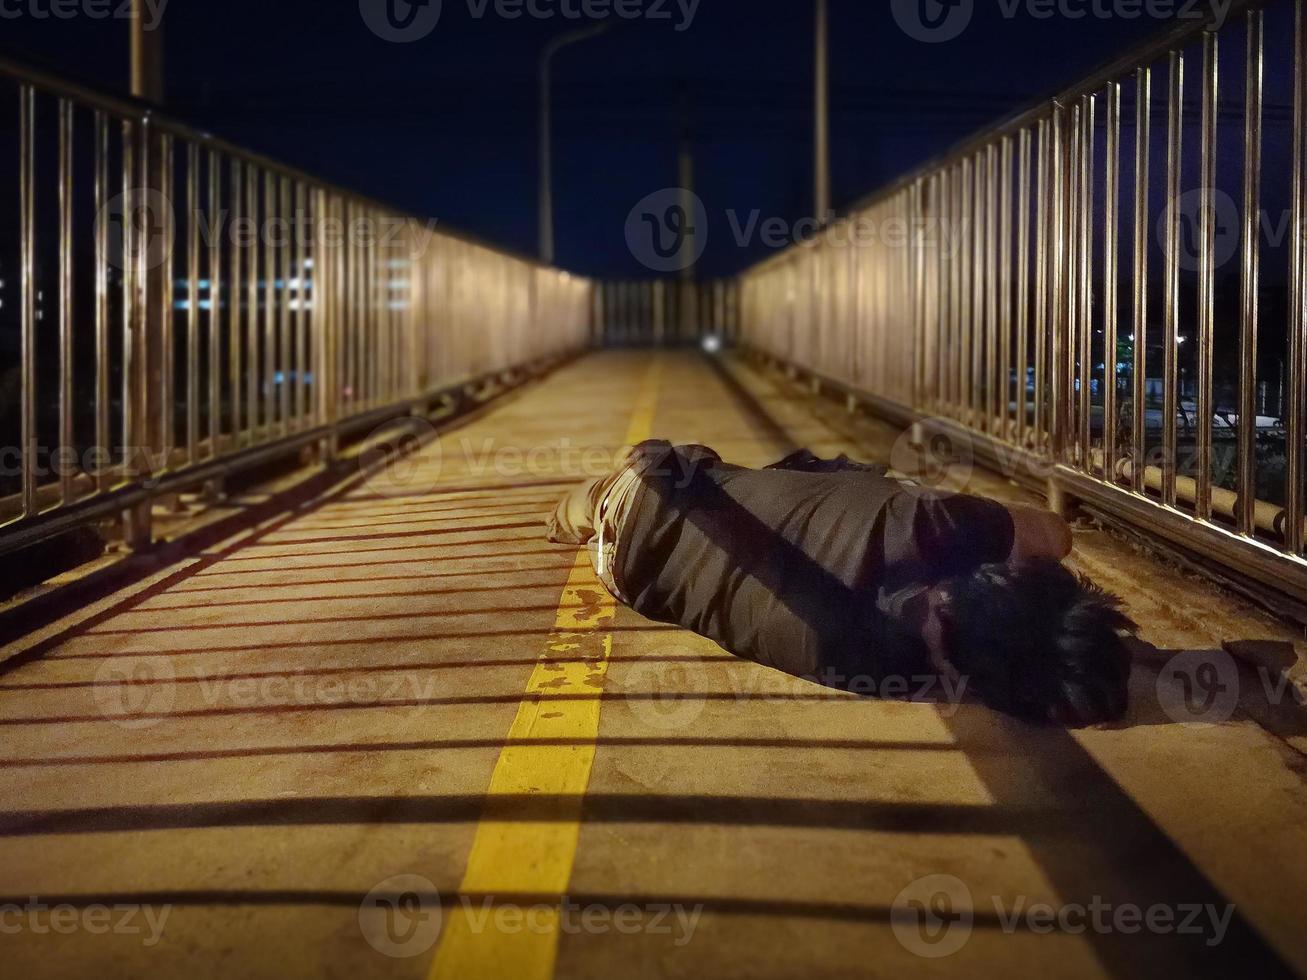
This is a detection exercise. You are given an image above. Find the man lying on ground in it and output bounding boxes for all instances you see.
[547,440,1135,727]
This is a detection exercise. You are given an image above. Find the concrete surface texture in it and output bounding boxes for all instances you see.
[0,350,1305,979]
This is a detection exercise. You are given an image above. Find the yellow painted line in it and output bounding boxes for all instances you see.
[428,355,662,980]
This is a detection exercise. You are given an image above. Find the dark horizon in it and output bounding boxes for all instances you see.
[0,0,1203,280]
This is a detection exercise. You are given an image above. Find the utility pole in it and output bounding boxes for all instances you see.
[814,0,830,222]
[678,114,697,284]
[678,87,698,341]
[539,23,610,264]
[130,0,163,103]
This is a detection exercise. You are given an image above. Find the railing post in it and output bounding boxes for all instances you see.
[123,117,168,551]
[1048,100,1069,467]
[318,190,340,464]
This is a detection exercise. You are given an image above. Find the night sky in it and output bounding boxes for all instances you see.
[0,0,1187,279]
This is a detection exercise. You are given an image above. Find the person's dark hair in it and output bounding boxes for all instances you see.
[938,559,1136,726]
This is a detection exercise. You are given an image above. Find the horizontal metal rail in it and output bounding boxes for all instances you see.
[0,60,592,554]
[738,0,1307,605]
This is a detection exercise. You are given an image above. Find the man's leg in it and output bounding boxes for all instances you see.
[546,440,674,545]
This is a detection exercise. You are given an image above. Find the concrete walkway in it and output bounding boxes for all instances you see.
[1,351,1305,979]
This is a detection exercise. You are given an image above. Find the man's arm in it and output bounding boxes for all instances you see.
[1004,504,1073,563]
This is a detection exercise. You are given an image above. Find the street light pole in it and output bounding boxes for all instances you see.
[539,22,610,265]
[130,0,163,103]
[814,0,830,222]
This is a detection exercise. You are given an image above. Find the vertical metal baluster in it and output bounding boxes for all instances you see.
[345,200,356,410]
[916,179,930,411]
[342,196,351,425]
[1036,118,1050,448]
[985,142,999,433]
[1017,128,1032,449]
[946,168,956,415]
[939,168,952,413]
[374,208,383,406]
[121,118,135,483]
[19,86,37,516]
[913,180,924,408]
[1288,3,1307,552]
[363,204,372,406]
[1238,10,1264,537]
[953,164,964,414]
[891,199,900,400]
[339,195,350,428]
[1057,101,1074,464]
[384,212,393,400]
[1079,96,1095,471]
[999,136,1012,440]
[313,189,329,436]
[229,158,243,445]
[908,187,919,408]
[849,222,862,390]
[1104,82,1121,483]
[264,170,277,435]
[928,175,939,412]
[364,207,373,406]
[934,171,947,413]
[961,156,973,421]
[1163,50,1184,507]
[294,181,306,428]
[1065,101,1079,465]
[972,152,987,427]
[356,201,365,409]
[207,150,221,458]
[278,176,291,435]
[58,99,74,504]
[381,210,390,404]
[313,190,327,432]
[160,132,174,469]
[342,199,351,422]
[355,202,364,407]
[186,142,200,464]
[1196,30,1219,520]
[246,164,259,440]
[313,190,326,431]
[1133,67,1152,494]
[123,117,153,541]
[95,111,109,491]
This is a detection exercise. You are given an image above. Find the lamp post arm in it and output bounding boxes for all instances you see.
[539,21,612,264]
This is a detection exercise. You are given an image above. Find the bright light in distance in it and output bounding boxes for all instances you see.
[701,335,723,354]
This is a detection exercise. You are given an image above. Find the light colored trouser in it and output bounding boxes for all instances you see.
[546,454,650,602]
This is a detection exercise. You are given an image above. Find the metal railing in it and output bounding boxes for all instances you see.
[0,56,592,556]
[739,0,1307,606]
[592,279,739,347]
